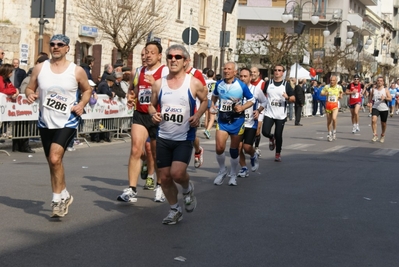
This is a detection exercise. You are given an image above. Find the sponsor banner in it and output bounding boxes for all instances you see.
[0,94,133,122]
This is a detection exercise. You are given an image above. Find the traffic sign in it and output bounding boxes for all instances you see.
[182,27,199,45]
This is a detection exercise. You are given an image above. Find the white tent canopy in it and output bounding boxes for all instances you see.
[289,63,311,79]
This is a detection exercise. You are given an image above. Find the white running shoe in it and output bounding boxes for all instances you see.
[237,167,249,178]
[214,168,227,185]
[117,188,138,203]
[228,175,237,186]
[183,181,197,213]
[333,132,336,140]
[372,135,378,142]
[356,125,360,132]
[255,147,261,157]
[154,185,165,203]
[352,126,356,134]
[250,153,259,172]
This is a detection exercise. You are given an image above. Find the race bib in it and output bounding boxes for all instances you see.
[328,95,337,102]
[352,92,359,98]
[44,92,71,113]
[271,99,282,107]
[245,108,252,119]
[220,99,234,112]
[138,88,152,105]
[161,105,186,125]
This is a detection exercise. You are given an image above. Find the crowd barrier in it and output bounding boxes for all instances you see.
[0,94,134,153]
[303,93,313,117]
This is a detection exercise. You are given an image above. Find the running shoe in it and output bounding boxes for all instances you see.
[237,167,249,178]
[332,132,336,140]
[162,208,183,225]
[154,185,165,203]
[390,113,393,117]
[117,187,138,202]
[372,135,378,142]
[194,146,204,168]
[63,195,74,216]
[255,147,261,157]
[203,130,211,139]
[51,201,66,218]
[183,181,197,213]
[67,147,76,152]
[352,126,356,134]
[327,134,333,142]
[320,114,325,117]
[228,174,237,186]
[250,153,259,172]
[275,153,281,162]
[269,137,275,151]
[380,135,385,143]
[144,177,155,190]
[396,110,399,115]
[214,167,227,185]
[356,125,360,132]
[140,162,148,180]
[368,113,372,117]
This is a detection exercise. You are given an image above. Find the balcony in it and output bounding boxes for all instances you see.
[238,5,285,21]
[358,0,377,6]
[347,13,364,30]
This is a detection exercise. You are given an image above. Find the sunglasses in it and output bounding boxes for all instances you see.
[50,42,67,48]
[274,69,283,72]
[167,54,185,60]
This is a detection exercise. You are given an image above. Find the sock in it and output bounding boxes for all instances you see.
[52,193,62,203]
[216,153,226,172]
[182,182,192,194]
[230,157,239,176]
[129,186,137,193]
[333,130,336,134]
[148,174,154,179]
[61,188,70,200]
[328,131,332,136]
[170,203,181,211]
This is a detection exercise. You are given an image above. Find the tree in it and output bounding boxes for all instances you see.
[78,0,169,60]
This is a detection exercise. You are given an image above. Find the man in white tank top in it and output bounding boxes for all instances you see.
[25,34,92,218]
[149,44,207,225]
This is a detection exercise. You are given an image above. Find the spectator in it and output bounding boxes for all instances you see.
[100,64,113,81]
[294,78,306,126]
[121,72,131,94]
[11,58,27,90]
[112,72,126,98]
[97,75,115,98]
[80,55,94,80]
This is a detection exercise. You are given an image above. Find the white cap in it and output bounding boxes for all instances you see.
[88,80,96,87]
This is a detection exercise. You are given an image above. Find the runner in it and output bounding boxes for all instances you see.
[25,34,91,218]
[237,68,266,177]
[321,76,343,142]
[250,67,265,157]
[368,76,391,143]
[262,64,295,162]
[211,62,255,186]
[149,44,207,224]
[388,82,396,117]
[118,41,168,203]
[345,74,364,133]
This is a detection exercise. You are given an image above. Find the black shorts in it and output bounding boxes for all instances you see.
[372,108,389,122]
[39,128,76,157]
[242,127,257,145]
[132,111,158,139]
[156,137,193,168]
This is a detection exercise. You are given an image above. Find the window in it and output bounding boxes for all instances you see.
[309,28,325,49]
[313,0,327,18]
[269,27,285,41]
[177,0,182,20]
[199,0,207,26]
[272,0,286,7]
[237,26,246,40]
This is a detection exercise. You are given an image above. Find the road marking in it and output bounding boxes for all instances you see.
[324,146,356,153]
[284,143,315,150]
[371,149,399,156]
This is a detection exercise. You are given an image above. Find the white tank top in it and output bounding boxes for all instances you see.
[158,74,196,141]
[265,80,287,120]
[37,60,79,129]
[372,88,389,111]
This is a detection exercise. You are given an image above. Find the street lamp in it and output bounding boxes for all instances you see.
[281,0,319,82]
[322,19,354,48]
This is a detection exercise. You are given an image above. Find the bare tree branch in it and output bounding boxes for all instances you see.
[78,0,170,60]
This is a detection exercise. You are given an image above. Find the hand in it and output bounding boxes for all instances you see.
[188,114,201,127]
[144,74,155,85]
[26,93,38,104]
[11,89,20,99]
[151,112,162,124]
[253,110,259,120]
[71,103,85,116]
[234,103,243,113]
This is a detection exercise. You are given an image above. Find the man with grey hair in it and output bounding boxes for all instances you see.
[149,44,207,224]
[11,58,27,90]
[112,72,126,98]
[101,63,113,81]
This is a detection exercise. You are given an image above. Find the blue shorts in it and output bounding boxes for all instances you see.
[207,99,212,109]
[216,117,245,135]
[388,99,396,107]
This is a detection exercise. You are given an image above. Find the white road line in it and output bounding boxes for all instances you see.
[324,146,356,153]
[371,149,399,156]
[284,143,315,150]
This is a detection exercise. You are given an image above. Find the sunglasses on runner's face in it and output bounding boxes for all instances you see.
[50,42,67,48]
[274,69,283,72]
[167,54,185,60]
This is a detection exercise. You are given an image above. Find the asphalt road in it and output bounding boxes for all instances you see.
[1,110,398,267]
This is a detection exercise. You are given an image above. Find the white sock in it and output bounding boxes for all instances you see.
[182,182,192,194]
[148,173,154,179]
[52,193,62,203]
[230,157,239,176]
[61,188,70,200]
[170,203,181,211]
[216,153,226,172]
